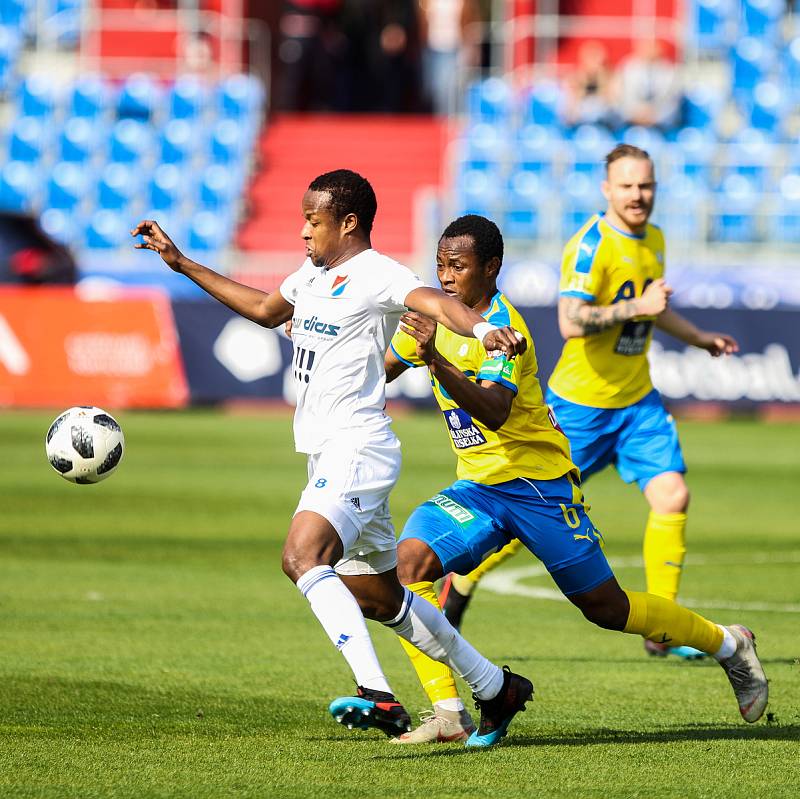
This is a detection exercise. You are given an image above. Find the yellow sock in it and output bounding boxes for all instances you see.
[399,581,460,705]
[624,590,723,654]
[453,539,524,595]
[643,512,687,601]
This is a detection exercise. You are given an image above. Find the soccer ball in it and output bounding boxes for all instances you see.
[45,406,125,484]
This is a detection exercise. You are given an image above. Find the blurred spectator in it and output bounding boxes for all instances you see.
[277,0,345,111]
[562,40,617,129]
[613,39,682,131]
[340,0,423,112]
[418,0,483,114]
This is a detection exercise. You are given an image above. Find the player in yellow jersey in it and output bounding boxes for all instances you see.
[386,214,766,745]
[548,143,738,657]
[441,145,740,661]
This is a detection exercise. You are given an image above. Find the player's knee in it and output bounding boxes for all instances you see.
[396,537,444,585]
[570,585,628,631]
[647,474,690,513]
[281,546,306,583]
[580,603,627,631]
[359,590,404,622]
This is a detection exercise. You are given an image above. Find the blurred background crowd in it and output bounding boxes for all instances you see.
[1,1,800,411]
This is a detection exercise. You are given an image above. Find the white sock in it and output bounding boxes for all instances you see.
[296,566,392,694]
[435,698,465,712]
[385,588,503,700]
[713,625,737,661]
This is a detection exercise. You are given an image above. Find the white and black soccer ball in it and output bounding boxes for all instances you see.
[45,406,125,484]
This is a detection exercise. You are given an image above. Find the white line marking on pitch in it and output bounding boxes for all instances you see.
[479,551,800,614]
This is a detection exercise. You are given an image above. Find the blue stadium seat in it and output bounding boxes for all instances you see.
[568,124,614,178]
[0,160,39,211]
[70,75,111,119]
[0,25,22,93]
[742,0,783,40]
[673,126,717,181]
[59,116,103,163]
[43,0,82,46]
[691,0,735,51]
[147,164,184,211]
[682,83,725,132]
[160,118,197,165]
[747,80,788,132]
[170,75,209,120]
[209,118,247,164]
[771,173,800,243]
[620,126,666,159]
[47,161,89,210]
[455,168,502,218]
[109,118,152,163]
[218,73,264,125]
[514,124,561,176]
[187,210,230,252]
[523,81,562,127]
[711,173,760,241]
[0,0,30,33]
[86,209,129,249]
[657,174,709,239]
[561,170,602,236]
[199,164,239,210]
[466,77,513,123]
[785,37,800,99]
[461,122,509,172]
[8,116,48,162]
[731,37,775,97]
[98,162,139,210]
[723,127,775,186]
[19,73,58,117]
[117,73,161,120]
[40,207,79,246]
[504,171,545,238]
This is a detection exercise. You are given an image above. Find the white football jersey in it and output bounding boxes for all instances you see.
[280,249,424,454]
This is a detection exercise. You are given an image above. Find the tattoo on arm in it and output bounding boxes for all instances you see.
[563,296,640,335]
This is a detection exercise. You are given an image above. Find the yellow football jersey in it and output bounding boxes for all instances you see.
[548,213,666,409]
[390,292,576,485]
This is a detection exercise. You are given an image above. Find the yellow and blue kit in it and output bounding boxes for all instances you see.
[546,213,685,490]
[391,291,612,596]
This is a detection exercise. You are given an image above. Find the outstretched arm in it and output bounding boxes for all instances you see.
[404,286,525,358]
[400,311,514,430]
[656,307,739,356]
[558,277,672,339]
[132,220,294,328]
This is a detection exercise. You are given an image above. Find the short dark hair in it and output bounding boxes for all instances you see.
[307,169,377,234]
[440,215,504,268]
[605,143,651,170]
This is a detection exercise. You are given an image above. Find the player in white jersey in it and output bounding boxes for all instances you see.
[132,169,534,747]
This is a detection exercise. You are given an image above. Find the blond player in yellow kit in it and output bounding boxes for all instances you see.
[387,214,765,745]
[441,145,740,661]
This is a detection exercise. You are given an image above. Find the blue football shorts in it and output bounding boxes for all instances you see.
[398,474,613,596]
[546,388,686,492]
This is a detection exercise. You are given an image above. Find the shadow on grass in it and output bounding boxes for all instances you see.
[372,722,800,759]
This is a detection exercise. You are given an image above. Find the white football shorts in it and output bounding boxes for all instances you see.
[294,432,401,575]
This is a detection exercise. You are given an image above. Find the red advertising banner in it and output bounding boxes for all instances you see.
[0,287,189,408]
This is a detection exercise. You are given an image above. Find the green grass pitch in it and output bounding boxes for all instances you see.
[0,409,798,798]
